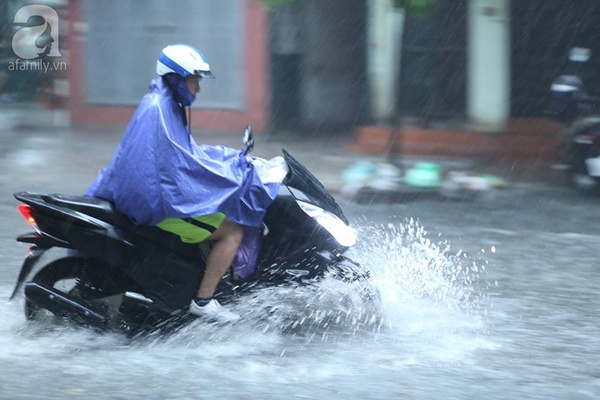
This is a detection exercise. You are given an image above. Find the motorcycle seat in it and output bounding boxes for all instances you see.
[46,194,121,224]
[46,194,202,257]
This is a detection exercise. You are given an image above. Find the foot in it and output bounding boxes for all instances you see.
[189,299,240,323]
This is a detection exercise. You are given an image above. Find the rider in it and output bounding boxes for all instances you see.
[85,44,283,322]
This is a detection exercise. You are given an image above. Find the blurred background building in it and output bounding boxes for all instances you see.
[2,0,600,160]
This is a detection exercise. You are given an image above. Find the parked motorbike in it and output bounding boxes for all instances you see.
[10,127,370,336]
[550,47,600,191]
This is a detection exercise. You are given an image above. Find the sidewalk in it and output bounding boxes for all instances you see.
[0,102,70,129]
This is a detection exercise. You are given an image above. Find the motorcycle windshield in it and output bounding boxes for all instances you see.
[281,149,348,224]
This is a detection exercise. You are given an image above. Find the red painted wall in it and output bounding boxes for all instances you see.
[68,0,269,133]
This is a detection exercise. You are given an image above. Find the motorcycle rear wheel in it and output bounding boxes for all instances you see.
[24,257,84,321]
[24,257,123,323]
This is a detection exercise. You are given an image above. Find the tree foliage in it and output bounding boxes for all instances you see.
[393,0,436,16]
[258,0,296,9]
[259,0,435,15]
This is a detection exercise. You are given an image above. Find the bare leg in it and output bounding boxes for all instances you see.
[196,218,243,299]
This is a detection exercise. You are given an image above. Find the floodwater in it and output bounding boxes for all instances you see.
[0,125,599,399]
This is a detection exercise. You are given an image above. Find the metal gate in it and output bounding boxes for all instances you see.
[83,0,244,109]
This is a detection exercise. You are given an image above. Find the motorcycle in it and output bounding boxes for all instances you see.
[10,126,369,336]
[549,47,600,191]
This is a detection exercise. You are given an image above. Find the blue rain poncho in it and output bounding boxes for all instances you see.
[85,77,280,227]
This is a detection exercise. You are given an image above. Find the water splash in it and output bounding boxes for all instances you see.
[184,277,382,343]
[349,217,491,333]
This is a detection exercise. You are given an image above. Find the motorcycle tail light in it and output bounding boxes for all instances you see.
[18,204,37,227]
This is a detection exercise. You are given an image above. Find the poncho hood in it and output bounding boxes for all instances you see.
[85,77,280,227]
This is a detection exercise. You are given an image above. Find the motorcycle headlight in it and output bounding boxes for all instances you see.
[296,201,356,247]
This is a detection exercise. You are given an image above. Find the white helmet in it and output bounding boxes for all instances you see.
[156,44,215,79]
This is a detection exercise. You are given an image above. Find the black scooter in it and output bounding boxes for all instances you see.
[550,47,600,191]
[10,127,369,336]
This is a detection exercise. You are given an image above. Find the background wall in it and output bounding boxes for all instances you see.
[83,0,244,110]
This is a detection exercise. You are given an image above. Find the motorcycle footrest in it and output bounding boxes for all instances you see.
[25,282,109,327]
[118,294,191,336]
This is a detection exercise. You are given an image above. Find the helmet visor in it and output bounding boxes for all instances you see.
[195,69,215,79]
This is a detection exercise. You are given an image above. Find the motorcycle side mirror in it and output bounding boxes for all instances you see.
[243,125,254,154]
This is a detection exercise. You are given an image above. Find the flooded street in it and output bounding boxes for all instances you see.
[0,127,599,399]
